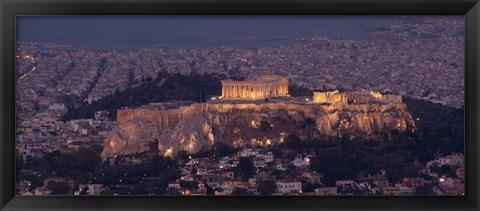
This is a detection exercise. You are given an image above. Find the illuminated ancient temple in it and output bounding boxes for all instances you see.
[313,90,348,104]
[313,90,402,104]
[221,74,289,100]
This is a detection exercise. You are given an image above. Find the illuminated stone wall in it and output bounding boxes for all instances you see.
[117,102,205,129]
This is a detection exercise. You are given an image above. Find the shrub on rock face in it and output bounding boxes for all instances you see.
[259,119,273,132]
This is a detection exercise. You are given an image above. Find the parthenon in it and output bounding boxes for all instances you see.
[221,74,289,100]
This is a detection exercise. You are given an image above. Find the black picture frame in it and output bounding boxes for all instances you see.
[1,0,479,210]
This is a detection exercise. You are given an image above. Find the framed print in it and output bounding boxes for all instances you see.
[1,0,479,210]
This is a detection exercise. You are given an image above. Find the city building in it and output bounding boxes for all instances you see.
[276,178,302,194]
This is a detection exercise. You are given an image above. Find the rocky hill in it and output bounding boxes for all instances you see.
[101,101,415,159]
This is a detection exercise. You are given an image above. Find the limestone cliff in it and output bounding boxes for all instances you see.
[315,103,415,138]
[101,117,162,158]
[101,102,415,159]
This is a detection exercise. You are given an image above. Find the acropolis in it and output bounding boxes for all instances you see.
[103,74,414,159]
[115,75,406,129]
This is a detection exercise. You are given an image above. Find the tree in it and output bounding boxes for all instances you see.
[79,188,88,195]
[206,186,214,195]
[431,165,456,177]
[209,142,234,157]
[414,184,434,195]
[259,119,273,132]
[303,183,321,193]
[231,187,252,195]
[284,134,302,151]
[191,167,197,175]
[309,148,342,187]
[235,157,256,180]
[270,148,283,158]
[167,187,182,195]
[100,190,114,195]
[148,140,160,156]
[302,117,317,140]
[180,181,199,190]
[47,181,70,195]
[177,150,190,160]
[257,179,277,195]
[114,87,121,97]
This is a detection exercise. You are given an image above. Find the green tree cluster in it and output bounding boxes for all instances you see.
[235,157,256,181]
[62,72,225,121]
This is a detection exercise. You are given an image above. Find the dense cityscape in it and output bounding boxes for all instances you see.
[16,16,464,196]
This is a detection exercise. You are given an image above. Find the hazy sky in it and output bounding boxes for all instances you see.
[17,16,399,50]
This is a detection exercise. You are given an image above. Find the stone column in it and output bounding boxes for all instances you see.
[281,82,284,95]
[279,82,282,95]
[260,85,265,98]
[224,86,227,98]
[280,82,283,95]
[234,85,237,98]
[263,85,266,97]
[275,83,278,96]
[243,84,248,99]
[242,85,245,99]
[236,85,240,98]
[259,85,262,98]
[242,85,245,98]
[252,85,254,99]
[258,85,261,98]
[278,83,281,95]
[278,83,280,95]
[240,85,242,98]
[262,85,265,98]
[259,85,261,99]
